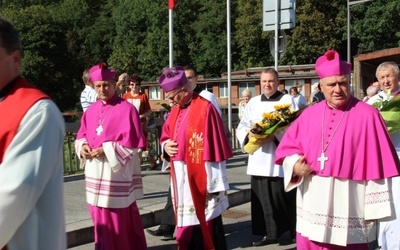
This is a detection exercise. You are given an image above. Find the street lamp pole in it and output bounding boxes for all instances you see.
[347,0,373,63]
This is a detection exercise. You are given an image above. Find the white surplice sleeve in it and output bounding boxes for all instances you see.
[282,153,305,192]
[102,142,138,172]
[0,99,66,249]
[75,139,138,173]
[205,161,229,193]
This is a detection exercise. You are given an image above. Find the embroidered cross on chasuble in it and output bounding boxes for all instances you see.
[168,94,214,250]
[189,132,204,164]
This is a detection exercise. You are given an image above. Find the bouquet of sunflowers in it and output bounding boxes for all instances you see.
[372,90,400,134]
[244,103,297,154]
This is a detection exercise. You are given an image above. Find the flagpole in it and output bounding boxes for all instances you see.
[227,0,232,135]
[169,8,173,67]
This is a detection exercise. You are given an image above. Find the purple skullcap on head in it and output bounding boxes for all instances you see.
[158,66,187,92]
[315,50,352,79]
[89,62,116,82]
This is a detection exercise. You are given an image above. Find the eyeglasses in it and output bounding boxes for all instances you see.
[167,89,182,101]
[187,75,197,80]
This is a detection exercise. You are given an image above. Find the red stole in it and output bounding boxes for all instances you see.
[0,77,49,164]
[169,94,215,250]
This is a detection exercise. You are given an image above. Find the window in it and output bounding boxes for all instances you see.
[311,78,320,85]
[219,82,228,98]
[238,82,255,98]
[149,86,160,100]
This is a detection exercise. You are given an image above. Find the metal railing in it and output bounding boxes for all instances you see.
[63,120,241,175]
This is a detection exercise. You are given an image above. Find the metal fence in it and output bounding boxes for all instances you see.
[63,120,240,175]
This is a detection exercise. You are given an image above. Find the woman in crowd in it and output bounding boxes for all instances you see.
[123,75,157,170]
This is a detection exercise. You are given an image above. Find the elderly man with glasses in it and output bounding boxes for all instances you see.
[158,66,232,250]
[147,65,223,240]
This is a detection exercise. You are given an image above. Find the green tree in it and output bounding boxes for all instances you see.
[109,0,169,80]
[281,0,347,65]
[1,0,400,112]
[188,0,229,77]
[1,5,79,111]
[234,0,273,70]
[351,0,400,55]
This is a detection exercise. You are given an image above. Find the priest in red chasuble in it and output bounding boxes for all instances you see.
[275,50,400,249]
[75,63,147,249]
[159,66,233,250]
[0,17,66,250]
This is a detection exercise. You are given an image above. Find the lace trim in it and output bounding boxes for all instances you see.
[365,190,390,205]
[298,208,373,230]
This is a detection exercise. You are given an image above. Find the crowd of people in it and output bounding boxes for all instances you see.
[2,16,400,250]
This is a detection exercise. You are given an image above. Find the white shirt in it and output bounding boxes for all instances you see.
[199,90,221,116]
[80,85,98,112]
[0,100,66,250]
[367,86,400,106]
[293,94,308,109]
[367,87,400,250]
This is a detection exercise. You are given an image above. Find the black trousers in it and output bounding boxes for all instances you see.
[250,176,296,239]
[159,187,176,233]
[187,215,227,250]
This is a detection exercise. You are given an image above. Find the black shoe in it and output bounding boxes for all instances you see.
[251,236,277,247]
[147,163,159,171]
[161,233,174,240]
[146,228,173,239]
[146,228,164,236]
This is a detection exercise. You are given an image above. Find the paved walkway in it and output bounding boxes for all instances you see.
[64,152,296,249]
[69,202,296,250]
[65,152,250,246]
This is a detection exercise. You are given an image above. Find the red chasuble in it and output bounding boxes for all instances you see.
[0,77,49,163]
[168,94,232,250]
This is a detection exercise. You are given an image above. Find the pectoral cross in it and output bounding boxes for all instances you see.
[318,151,328,170]
[96,125,103,136]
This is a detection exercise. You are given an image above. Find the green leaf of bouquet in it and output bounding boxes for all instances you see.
[380,111,400,134]
[264,120,285,134]
[380,95,400,111]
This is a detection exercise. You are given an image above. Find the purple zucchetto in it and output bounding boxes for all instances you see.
[89,62,116,82]
[315,50,352,79]
[158,66,188,92]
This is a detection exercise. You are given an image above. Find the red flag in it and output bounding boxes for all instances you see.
[168,0,175,9]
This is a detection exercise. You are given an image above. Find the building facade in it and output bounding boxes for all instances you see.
[141,64,319,120]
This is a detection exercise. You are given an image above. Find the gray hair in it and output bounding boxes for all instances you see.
[242,88,252,97]
[366,85,379,97]
[376,61,400,78]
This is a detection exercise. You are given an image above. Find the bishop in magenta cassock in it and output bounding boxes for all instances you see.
[75,63,147,249]
[275,50,400,249]
[159,66,233,250]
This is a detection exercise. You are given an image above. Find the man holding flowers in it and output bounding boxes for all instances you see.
[367,61,400,250]
[237,68,298,247]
